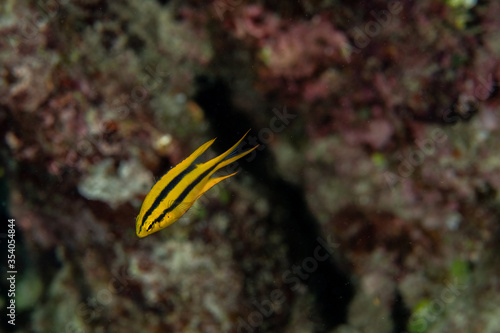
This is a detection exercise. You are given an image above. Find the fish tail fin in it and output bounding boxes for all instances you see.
[218,129,251,159]
[208,130,258,171]
[215,144,259,172]
[200,172,238,195]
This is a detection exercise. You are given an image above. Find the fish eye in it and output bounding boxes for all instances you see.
[147,222,157,232]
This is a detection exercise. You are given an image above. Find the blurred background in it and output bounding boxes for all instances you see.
[1,0,500,332]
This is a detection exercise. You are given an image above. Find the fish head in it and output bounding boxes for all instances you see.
[136,215,168,238]
[135,203,180,238]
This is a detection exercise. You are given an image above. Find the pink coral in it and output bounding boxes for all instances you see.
[229,5,349,99]
[261,19,348,79]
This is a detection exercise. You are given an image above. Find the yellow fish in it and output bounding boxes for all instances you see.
[136,131,258,237]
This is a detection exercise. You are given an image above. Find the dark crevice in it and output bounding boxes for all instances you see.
[391,288,411,333]
[194,75,354,332]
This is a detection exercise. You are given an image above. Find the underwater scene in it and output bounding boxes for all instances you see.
[1,0,499,332]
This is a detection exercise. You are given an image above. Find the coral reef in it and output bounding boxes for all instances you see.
[1,0,500,332]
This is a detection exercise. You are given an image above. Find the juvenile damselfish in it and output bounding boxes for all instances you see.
[136,131,258,237]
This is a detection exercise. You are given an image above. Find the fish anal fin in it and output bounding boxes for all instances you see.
[201,172,238,195]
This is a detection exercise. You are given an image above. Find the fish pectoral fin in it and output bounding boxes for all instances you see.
[201,172,238,195]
